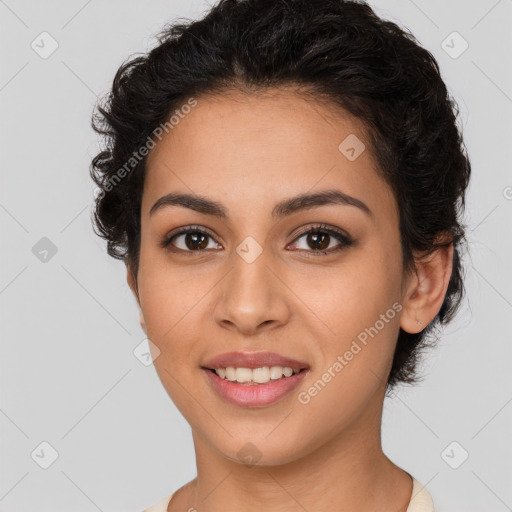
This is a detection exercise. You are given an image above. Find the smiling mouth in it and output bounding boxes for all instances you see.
[202,366,308,386]
[201,365,309,407]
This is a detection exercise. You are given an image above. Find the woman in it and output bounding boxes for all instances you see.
[90,0,471,510]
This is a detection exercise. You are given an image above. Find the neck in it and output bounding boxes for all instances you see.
[178,388,413,512]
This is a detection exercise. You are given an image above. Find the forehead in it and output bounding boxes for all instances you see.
[142,88,394,219]
[146,87,371,167]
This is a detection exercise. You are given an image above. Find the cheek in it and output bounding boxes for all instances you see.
[293,266,402,428]
[302,247,400,329]
[303,247,403,371]
[136,252,216,373]
[137,248,187,342]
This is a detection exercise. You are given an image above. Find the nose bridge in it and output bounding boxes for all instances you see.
[214,241,289,334]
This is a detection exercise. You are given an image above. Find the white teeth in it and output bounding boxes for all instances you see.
[213,366,301,384]
[269,366,283,380]
[252,366,270,383]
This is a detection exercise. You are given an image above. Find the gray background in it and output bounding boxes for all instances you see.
[1,0,511,511]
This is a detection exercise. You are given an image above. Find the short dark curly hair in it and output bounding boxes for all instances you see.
[90,0,471,392]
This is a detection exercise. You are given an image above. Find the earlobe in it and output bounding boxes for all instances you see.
[139,309,147,334]
[126,263,147,334]
[126,264,139,302]
[400,239,454,334]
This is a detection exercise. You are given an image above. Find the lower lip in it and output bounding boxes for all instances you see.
[202,368,308,407]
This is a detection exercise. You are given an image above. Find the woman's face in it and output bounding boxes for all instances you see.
[130,88,415,465]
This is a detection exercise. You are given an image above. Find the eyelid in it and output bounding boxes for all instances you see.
[291,223,351,242]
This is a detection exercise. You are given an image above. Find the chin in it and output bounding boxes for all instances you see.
[218,435,312,468]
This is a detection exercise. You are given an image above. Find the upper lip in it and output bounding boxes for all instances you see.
[201,351,309,371]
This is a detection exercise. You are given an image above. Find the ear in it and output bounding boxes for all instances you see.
[126,263,147,335]
[400,235,454,334]
[126,263,139,302]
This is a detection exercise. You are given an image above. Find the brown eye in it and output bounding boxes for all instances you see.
[180,232,209,250]
[161,227,222,253]
[289,224,353,255]
[304,232,330,251]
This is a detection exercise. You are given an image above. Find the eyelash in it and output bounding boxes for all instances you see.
[160,223,353,256]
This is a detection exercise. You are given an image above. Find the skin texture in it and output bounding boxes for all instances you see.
[127,88,453,512]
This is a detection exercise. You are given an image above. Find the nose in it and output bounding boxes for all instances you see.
[213,251,291,336]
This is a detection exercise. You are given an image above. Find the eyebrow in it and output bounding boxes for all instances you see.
[149,189,372,219]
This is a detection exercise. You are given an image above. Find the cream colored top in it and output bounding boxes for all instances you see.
[143,475,434,511]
